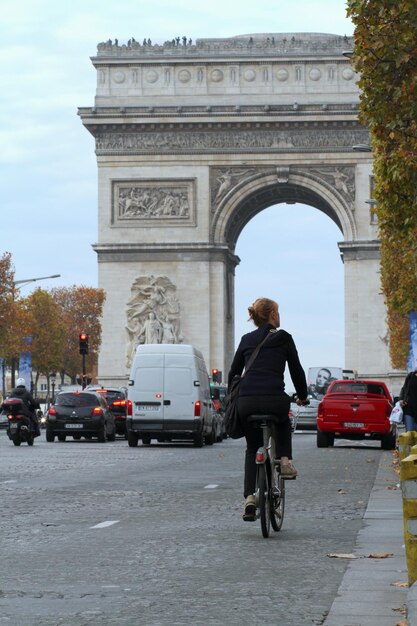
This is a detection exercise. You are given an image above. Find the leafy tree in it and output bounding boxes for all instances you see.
[50,286,106,382]
[22,289,66,392]
[347,0,417,368]
[0,252,29,382]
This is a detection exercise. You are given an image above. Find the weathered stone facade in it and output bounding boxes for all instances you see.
[79,32,401,390]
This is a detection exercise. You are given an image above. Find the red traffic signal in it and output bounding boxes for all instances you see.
[212,368,222,383]
[79,332,89,355]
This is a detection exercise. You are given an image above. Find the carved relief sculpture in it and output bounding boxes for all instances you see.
[113,180,195,226]
[126,275,183,368]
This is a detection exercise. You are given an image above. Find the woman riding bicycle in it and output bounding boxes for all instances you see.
[227,297,309,522]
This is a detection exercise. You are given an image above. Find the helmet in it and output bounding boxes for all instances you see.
[16,378,26,387]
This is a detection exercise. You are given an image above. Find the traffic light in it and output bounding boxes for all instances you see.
[212,368,222,383]
[79,332,89,355]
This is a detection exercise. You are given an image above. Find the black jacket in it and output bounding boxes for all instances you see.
[10,385,39,415]
[228,324,308,399]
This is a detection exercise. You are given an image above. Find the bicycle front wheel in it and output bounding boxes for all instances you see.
[270,472,285,532]
[257,464,271,538]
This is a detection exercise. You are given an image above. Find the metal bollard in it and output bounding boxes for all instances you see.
[401,453,417,586]
[399,431,417,460]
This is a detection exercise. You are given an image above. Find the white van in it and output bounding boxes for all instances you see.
[127,344,215,447]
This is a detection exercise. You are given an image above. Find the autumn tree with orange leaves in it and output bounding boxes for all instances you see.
[50,286,106,383]
[0,252,29,374]
[346,0,417,368]
[22,289,66,390]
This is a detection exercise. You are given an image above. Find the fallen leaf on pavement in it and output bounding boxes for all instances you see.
[327,553,357,559]
[387,485,398,490]
[337,489,347,494]
[367,458,376,463]
[391,581,409,587]
[366,552,393,559]
[395,620,408,626]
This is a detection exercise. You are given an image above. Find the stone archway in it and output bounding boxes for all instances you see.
[79,32,395,388]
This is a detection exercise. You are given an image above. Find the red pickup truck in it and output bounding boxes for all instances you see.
[316,379,395,449]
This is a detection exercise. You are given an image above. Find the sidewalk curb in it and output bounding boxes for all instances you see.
[323,450,408,626]
[408,583,417,625]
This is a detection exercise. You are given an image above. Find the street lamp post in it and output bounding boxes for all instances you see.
[50,372,56,407]
[10,273,61,388]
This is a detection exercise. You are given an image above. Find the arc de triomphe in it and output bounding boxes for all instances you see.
[79,32,397,389]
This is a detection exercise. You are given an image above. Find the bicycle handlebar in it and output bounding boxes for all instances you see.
[290,393,310,406]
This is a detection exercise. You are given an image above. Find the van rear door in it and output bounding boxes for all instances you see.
[131,353,164,429]
[163,353,195,429]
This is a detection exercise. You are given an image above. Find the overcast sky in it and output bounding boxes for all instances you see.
[1,1,355,380]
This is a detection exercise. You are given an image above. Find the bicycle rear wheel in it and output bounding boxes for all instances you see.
[270,471,285,531]
[257,464,270,538]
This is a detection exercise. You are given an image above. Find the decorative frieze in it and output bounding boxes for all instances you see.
[97,128,370,155]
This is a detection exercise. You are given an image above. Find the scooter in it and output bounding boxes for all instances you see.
[3,398,37,446]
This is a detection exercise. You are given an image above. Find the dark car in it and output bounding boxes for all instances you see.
[86,386,131,438]
[210,383,227,440]
[46,391,116,443]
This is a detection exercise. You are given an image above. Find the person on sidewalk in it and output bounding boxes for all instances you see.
[227,297,309,522]
[399,369,417,432]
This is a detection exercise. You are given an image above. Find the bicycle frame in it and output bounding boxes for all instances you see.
[253,417,285,537]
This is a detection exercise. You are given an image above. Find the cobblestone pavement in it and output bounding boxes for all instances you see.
[0,430,389,625]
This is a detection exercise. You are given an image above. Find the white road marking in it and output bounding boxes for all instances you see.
[90,520,120,529]
[204,484,219,489]
[2,480,17,484]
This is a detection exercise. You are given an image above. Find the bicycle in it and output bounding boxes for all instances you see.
[250,397,303,538]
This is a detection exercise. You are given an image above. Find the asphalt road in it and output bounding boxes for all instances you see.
[0,429,387,626]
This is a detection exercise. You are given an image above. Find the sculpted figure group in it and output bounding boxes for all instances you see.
[125,275,183,367]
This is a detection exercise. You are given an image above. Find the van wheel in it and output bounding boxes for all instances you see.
[205,426,215,446]
[194,432,204,448]
[127,431,139,447]
[317,430,331,448]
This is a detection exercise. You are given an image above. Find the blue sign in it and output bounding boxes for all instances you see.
[18,336,33,388]
[407,312,417,372]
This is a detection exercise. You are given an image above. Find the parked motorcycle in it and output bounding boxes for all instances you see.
[3,398,37,446]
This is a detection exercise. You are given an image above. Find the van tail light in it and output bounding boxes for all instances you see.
[213,399,220,411]
[48,406,57,416]
[127,400,132,416]
[92,407,103,416]
[194,401,201,417]
[317,402,324,419]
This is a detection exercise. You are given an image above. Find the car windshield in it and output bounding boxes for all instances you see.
[56,393,99,407]
[330,382,386,396]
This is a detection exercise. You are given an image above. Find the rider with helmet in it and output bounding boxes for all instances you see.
[9,378,41,436]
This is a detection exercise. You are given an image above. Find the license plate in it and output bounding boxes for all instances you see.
[137,405,159,411]
[344,422,364,428]
[65,423,83,429]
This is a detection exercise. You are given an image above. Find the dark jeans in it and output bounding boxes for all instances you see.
[238,395,291,498]
[404,413,417,432]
